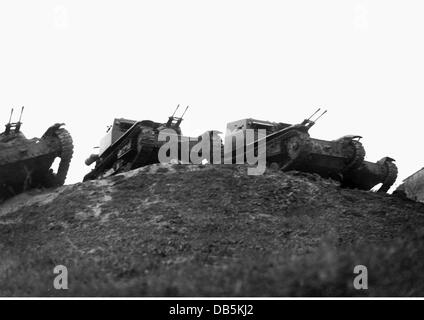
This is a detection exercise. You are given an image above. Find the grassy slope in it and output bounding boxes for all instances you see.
[0,164,424,297]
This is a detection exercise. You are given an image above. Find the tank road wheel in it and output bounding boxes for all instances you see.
[377,157,398,193]
[279,131,309,171]
[346,140,366,170]
[42,125,74,187]
[55,128,74,186]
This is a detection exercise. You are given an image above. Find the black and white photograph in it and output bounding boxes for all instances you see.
[0,0,423,306]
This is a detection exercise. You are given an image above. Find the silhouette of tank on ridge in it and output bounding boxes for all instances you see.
[0,107,73,201]
[83,105,210,181]
[225,109,397,193]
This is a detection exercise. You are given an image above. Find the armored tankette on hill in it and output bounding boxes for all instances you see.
[83,106,397,193]
[225,109,398,193]
[0,107,73,201]
[83,106,211,181]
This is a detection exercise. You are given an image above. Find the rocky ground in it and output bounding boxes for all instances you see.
[0,163,424,297]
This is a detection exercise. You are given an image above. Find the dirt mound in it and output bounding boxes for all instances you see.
[1,163,424,297]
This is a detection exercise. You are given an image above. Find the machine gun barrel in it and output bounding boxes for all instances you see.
[8,108,14,124]
[174,106,189,129]
[300,109,327,129]
[180,106,189,119]
[313,110,327,123]
[307,108,321,121]
[171,104,180,118]
[18,106,24,123]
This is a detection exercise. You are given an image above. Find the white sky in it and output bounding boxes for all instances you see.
[1,0,423,187]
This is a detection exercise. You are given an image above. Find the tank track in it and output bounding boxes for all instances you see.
[377,158,398,193]
[345,140,366,171]
[54,127,74,186]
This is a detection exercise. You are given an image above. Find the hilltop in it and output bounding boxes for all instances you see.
[0,164,424,296]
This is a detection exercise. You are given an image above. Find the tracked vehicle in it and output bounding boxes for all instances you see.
[83,106,207,181]
[225,109,397,192]
[342,157,398,193]
[0,107,73,201]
